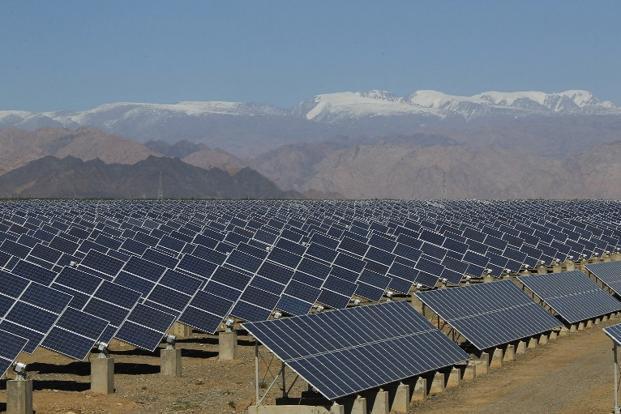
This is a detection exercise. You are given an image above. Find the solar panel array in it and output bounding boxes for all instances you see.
[243,301,469,400]
[416,280,563,350]
[517,271,621,324]
[0,199,618,370]
[586,261,621,296]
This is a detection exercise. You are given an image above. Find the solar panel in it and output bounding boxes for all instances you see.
[41,307,109,360]
[115,304,176,351]
[604,323,621,346]
[586,261,621,296]
[517,271,621,324]
[416,280,562,350]
[243,301,468,400]
[179,291,234,334]
[0,272,73,353]
[0,329,28,377]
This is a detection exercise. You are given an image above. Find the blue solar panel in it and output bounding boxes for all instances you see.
[175,254,213,278]
[41,307,109,360]
[275,295,313,316]
[179,291,234,333]
[0,329,28,377]
[123,256,165,282]
[417,280,562,350]
[0,274,73,353]
[604,323,621,346]
[586,261,621,296]
[243,301,468,400]
[115,304,176,351]
[226,250,263,273]
[81,250,124,276]
[517,271,621,324]
[11,260,56,285]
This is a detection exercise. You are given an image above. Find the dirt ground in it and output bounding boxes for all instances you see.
[0,320,618,414]
[412,318,619,414]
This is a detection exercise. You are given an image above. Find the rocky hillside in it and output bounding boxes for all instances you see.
[0,156,298,199]
[0,128,157,175]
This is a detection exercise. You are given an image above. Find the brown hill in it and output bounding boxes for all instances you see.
[250,133,621,199]
[0,156,298,199]
[0,127,157,175]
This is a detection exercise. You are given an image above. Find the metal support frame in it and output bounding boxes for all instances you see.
[614,343,620,414]
[254,340,301,406]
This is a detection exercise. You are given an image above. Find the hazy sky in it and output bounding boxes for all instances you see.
[2,1,620,111]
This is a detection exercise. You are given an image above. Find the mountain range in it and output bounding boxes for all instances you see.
[2,89,620,157]
[0,155,298,199]
[1,88,621,199]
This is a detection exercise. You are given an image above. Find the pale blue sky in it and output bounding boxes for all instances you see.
[1,1,619,111]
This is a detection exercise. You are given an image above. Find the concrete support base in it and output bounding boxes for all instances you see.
[476,353,490,376]
[446,367,461,389]
[559,326,569,336]
[249,406,332,414]
[503,344,516,362]
[7,379,33,414]
[429,372,447,395]
[371,389,389,414]
[411,377,428,402]
[578,321,585,331]
[490,348,503,369]
[462,361,476,381]
[160,348,182,377]
[549,331,558,341]
[219,331,238,361]
[170,322,192,338]
[602,315,609,322]
[538,333,548,345]
[594,317,601,325]
[586,320,594,328]
[391,383,410,414]
[528,337,538,349]
[516,340,527,355]
[330,403,345,414]
[91,357,115,394]
[552,263,562,273]
[564,260,576,271]
[536,265,547,275]
[351,396,367,414]
[569,324,578,333]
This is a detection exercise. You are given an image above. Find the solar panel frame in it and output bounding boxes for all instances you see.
[243,301,469,400]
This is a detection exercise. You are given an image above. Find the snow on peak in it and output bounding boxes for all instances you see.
[304,88,619,121]
[305,91,435,121]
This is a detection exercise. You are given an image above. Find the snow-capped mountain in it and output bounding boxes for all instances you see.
[1,89,617,129]
[1,89,619,155]
[0,101,287,130]
[302,89,619,121]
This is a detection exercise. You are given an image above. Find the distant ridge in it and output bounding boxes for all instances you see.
[1,89,619,156]
[0,156,299,199]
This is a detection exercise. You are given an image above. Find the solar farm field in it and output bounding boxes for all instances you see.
[0,199,620,414]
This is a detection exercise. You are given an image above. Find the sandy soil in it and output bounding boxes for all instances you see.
[0,320,618,414]
[412,318,618,414]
